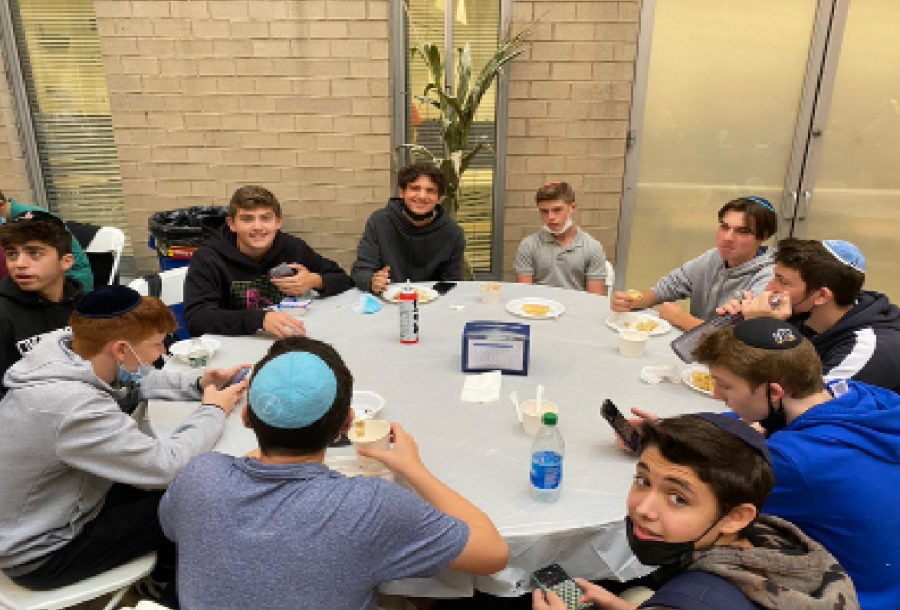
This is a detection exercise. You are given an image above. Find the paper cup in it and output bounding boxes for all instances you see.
[520,399,559,436]
[348,419,391,466]
[480,282,503,304]
[619,330,649,358]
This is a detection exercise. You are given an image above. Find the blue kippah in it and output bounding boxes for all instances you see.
[249,352,337,429]
[75,285,142,319]
[692,412,772,465]
[822,240,866,273]
[746,196,776,214]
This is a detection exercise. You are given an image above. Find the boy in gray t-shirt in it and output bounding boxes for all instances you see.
[159,337,508,610]
[514,181,608,295]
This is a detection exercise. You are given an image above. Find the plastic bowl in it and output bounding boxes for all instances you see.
[169,337,222,363]
[351,390,385,420]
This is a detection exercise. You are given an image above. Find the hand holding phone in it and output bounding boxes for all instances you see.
[220,366,251,390]
[601,399,641,454]
[531,564,597,610]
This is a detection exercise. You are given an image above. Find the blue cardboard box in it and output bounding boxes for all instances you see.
[462,321,530,375]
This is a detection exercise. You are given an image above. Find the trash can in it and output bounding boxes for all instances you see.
[147,206,227,272]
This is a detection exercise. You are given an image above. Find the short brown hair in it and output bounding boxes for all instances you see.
[718,197,778,240]
[774,238,864,307]
[0,220,71,257]
[397,162,446,196]
[692,326,824,398]
[70,296,177,358]
[228,185,282,219]
[535,181,575,205]
[641,415,774,525]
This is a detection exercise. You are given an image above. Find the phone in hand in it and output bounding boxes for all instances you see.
[269,263,296,279]
[221,366,251,390]
[531,564,596,610]
[601,399,641,454]
[432,281,457,295]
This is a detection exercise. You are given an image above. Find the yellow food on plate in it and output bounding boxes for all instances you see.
[522,303,551,317]
[390,288,433,302]
[690,371,715,393]
[627,289,643,302]
[624,319,660,332]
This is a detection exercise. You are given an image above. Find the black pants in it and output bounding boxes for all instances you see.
[11,483,175,591]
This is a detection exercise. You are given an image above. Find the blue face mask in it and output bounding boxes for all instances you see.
[116,343,153,386]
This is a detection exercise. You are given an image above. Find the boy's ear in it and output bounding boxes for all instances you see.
[719,503,758,536]
[60,252,74,272]
[339,408,356,433]
[242,403,251,429]
[813,287,834,307]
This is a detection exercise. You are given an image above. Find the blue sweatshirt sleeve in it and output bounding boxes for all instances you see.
[762,442,814,523]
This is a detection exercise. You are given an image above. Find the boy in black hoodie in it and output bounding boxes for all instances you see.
[0,211,84,395]
[351,162,465,294]
[184,185,353,338]
[719,238,900,392]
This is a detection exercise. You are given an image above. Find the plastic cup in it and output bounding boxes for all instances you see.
[348,419,391,466]
[480,282,503,304]
[619,330,649,358]
[520,399,559,436]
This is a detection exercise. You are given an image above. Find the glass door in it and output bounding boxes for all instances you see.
[617,0,831,292]
[792,0,900,302]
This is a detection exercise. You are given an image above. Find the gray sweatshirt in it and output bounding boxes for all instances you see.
[0,330,226,570]
[652,247,775,320]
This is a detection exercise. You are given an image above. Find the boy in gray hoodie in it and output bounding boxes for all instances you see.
[611,197,777,331]
[0,286,248,593]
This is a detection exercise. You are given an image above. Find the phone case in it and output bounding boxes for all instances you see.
[601,400,641,452]
[532,565,595,610]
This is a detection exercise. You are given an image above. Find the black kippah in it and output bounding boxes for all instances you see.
[693,412,772,465]
[75,285,142,319]
[733,318,801,350]
[12,209,66,229]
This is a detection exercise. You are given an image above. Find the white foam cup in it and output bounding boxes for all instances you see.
[619,330,649,358]
[480,282,503,304]
[520,399,559,436]
[348,419,392,466]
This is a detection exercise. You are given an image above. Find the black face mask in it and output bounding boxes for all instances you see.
[403,205,436,223]
[625,515,721,567]
[758,384,787,434]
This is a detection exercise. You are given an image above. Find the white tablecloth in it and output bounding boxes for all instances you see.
[149,282,720,598]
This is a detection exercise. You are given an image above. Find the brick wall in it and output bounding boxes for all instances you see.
[0,27,34,208]
[93,0,392,273]
[504,0,638,279]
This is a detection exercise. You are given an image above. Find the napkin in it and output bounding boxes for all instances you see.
[460,370,502,403]
[352,293,382,314]
[640,365,681,385]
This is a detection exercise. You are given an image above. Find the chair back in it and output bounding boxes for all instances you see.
[0,552,155,610]
[85,227,126,287]
[128,267,190,340]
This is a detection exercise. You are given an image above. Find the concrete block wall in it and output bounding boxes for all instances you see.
[93,0,392,273]
[504,0,639,278]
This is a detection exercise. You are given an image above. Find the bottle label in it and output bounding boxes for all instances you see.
[399,299,419,342]
[530,451,562,490]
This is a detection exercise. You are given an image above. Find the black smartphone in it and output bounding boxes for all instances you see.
[531,564,596,610]
[269,263,297,279]
[432,281,457,295]
[220,366,251,390]
[601,399,641,454]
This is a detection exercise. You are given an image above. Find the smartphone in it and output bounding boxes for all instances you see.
[432,281,457,295]
[221,366,251,390]
[531,564,596,610]
[269,263,296,279]
[601,399,641,454]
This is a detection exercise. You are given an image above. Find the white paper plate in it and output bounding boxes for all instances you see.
[351,390,385,420]
[169,337,221,363]
[505,297,566,320]
[605,312,671,336]
[682,364,715,396]
[324,455,394,481]
[381,284,439,304]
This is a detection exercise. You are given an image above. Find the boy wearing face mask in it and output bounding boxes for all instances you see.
[0,286,248,596]
[351,162,466,294]
[515,181,608,295]
[717,238,900,393]
[534,413,859,610]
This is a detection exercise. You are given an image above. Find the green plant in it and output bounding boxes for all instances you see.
[398,21,532,276]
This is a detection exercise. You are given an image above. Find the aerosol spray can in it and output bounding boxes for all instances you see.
[398,280,419,344]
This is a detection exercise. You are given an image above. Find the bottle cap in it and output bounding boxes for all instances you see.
[542,412,557,426]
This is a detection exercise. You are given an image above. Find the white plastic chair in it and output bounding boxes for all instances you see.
[605,260,615,291]
[85,226,126,286]
[0,553,156,610]
[128,267,187,307]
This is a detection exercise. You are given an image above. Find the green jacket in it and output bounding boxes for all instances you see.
[9,200,93,291]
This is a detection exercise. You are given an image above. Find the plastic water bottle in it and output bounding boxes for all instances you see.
[530,412,564,502]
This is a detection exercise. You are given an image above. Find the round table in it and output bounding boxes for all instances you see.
[149,282,720,598]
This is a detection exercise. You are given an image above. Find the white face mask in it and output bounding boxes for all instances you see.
[543,217,573,236]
